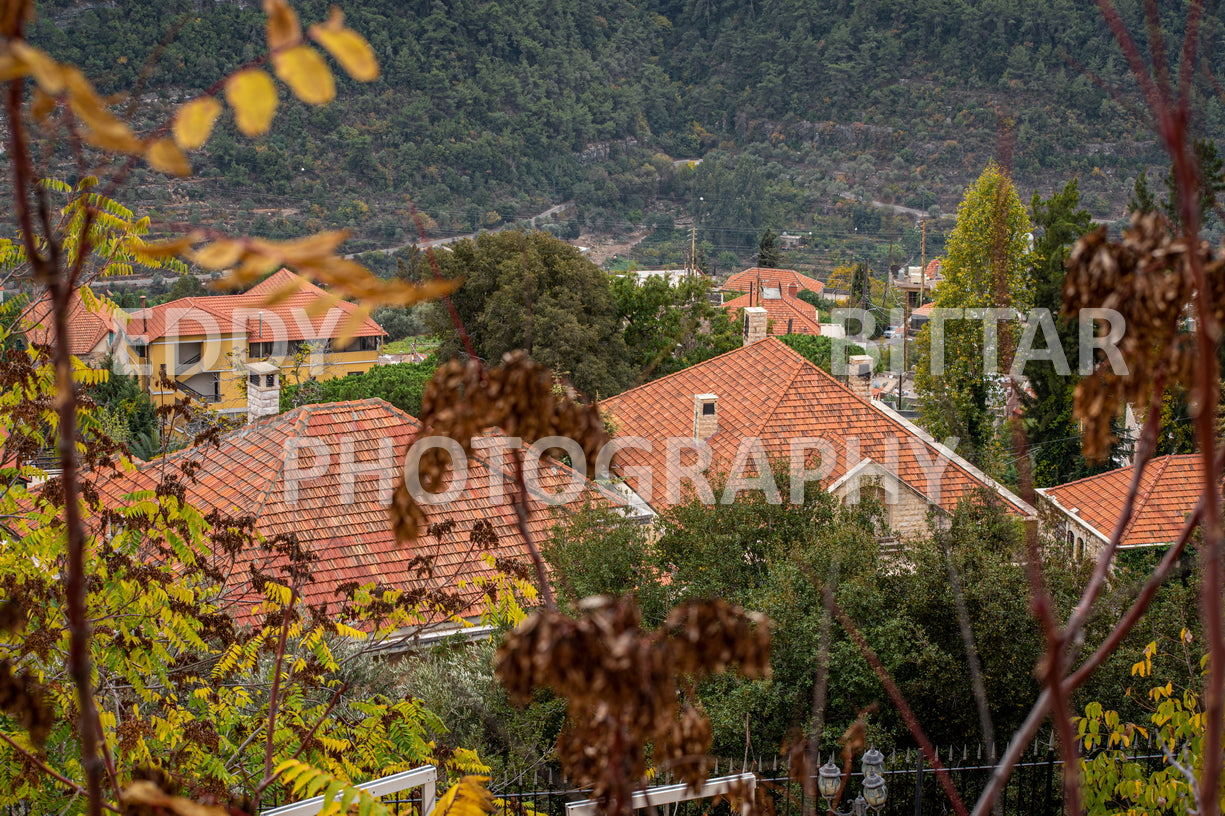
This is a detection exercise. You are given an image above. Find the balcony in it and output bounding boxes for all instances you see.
[174,342,206,376]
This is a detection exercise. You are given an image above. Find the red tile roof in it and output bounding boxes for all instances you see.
[117,269,385,344]
[24,289,116,355]
[599,337,1032,516]
[1039,454,1211,547]
[723,267,826,296]
[108,399,615,622]
[722,291,823,335]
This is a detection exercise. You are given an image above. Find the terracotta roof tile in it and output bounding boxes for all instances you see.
[104,399,618,622]
[23,289,116,355]
[600,337,1032,516]
[722,291,822,335]
[723,267,826,296]
[1041,454,1212,547]
[116,269,385,343]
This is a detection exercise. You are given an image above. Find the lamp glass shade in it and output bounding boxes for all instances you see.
[817,759,842,800]
[862,747,885,778]
[863,774,888,808]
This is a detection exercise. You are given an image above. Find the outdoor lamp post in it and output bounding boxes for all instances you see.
[816,748,888,816]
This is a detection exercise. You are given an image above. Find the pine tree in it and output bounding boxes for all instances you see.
[1022,180,1118,486]
[915,161,1032,473]
[757,227,782,268]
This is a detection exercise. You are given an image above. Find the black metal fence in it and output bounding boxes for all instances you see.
[487,740,1169,816]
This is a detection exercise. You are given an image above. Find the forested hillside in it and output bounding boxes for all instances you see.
[23,0,1223,272]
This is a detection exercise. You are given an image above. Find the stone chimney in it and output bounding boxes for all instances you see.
[247,361,280,421]
[787,282,798,299]
[694,394,718,439]
[844,354,873,401]
[743,306,768,345]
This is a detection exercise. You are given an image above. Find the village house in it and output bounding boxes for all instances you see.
[721,280,823,336]
[1037,454,1207,561]
[23,288,119,367]
[107,398,632,641]
[598,330,1034,543]
[721,267,826,300]
[110,269,386,421]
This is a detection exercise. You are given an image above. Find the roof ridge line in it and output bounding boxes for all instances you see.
[868,397,1035,516]
[605,337,800,405]
[1118,453,1173,545]
[751,355,806,440]
[250,403,315,519]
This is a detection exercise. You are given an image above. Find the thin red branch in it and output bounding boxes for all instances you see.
[971,445,1223,816]
[255,589,298,806]
[289,683,349,762]
[0,731,121,814]
[826,594,967,816]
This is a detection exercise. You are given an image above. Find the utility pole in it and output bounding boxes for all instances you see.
[690,225,697,276]
[919,218,927,306]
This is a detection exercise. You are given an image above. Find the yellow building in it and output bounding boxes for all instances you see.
[112,269,386,420]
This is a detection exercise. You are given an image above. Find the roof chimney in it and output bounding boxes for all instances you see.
[140,295,147,334]
[694,394,718,439]
[844,354,873,401]
[743,306,768,345]
[787,282,798,299]
[246,361,281,422]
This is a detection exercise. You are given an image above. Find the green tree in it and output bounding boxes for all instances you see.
[1022,180,1119,486]
[83,358,157,447]
[756,227,782,268]
[850,262,871,311]
[543,477,1094,753]
[611,274,741,382]
[163,272,205,302]
[778,334,866,374]
[280,359,437,416]
[915,161,1032,472]
[429,230,633,398]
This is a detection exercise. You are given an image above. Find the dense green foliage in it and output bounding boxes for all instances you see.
[611,273,741,383]
[1022,180,1119,486]
[428,230,633,397]
[280,359,437,416]
[25,0,1218,267]
[83,361,157,448]
[544,484,1098,752]
[778,334,866,374]
[915,162,1032,471]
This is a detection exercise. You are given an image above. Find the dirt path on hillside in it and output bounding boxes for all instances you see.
[580,228,650,266]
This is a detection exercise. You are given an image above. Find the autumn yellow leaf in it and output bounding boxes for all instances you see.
[257,277,307,307]
[233,251,281,282]
[173,97,222,150]
[264,230,351,263]
[263,0,301,51]
[0,52,29,83]
[122,781,228,816]
[129,235,197,262]
[333,304,373,348]
[193,240,246,270]
[10,41,63,94]
[309,8,379,82]
[30,87,54,123]
[146,139,191,176]
[430,777,494,816]
[272,45,335,105]
[62,67,143,153]
[225,69,277,137]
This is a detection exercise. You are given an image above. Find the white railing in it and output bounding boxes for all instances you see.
[565,772,757,816]
[262,765,437,816]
